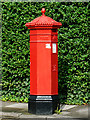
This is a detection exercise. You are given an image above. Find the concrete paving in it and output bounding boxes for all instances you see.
[0,100,89,120]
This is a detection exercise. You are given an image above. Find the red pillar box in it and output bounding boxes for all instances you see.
[25,8,62,115]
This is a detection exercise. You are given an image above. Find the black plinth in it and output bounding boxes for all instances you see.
[28,95,59,115]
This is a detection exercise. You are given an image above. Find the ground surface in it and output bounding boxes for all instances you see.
[0,101,89,120]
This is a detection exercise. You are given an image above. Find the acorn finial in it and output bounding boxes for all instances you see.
[41,8,46,15]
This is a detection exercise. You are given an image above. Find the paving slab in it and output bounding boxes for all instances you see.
[6,103,28,109]
[0,101,2,116]
[12,114,74,120]
[47,117,73,119]
[67,105,89,118]
[0,111,22,118]
[1,101,16,107]
[60,104,78,110]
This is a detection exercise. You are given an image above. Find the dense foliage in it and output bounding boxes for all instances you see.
[2,2,89,104]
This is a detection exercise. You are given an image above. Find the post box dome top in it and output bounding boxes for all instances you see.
[25,8,62,29]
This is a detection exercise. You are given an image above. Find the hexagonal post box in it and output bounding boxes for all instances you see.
[25,8,62,115]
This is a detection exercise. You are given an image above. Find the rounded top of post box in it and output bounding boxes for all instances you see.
[25,8,62,29]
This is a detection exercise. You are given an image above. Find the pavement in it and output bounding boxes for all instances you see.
[0,100,89,120]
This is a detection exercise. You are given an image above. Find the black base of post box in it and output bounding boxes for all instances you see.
[28,95,59,115]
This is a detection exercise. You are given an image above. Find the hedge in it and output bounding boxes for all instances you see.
[2,2,89,105]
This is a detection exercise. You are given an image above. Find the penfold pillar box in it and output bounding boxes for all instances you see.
[25,8,62,115]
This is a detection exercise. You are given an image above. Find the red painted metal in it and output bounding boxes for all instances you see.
[25,8,62,95]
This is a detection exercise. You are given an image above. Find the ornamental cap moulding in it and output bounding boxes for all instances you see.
[25,8,62,29]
